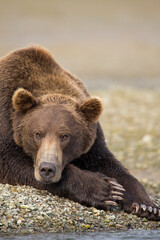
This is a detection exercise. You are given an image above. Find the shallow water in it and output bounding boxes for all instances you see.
[0,230,160,240]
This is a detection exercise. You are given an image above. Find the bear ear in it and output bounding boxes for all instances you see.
[12,88,37,113]
[80,97,103,123]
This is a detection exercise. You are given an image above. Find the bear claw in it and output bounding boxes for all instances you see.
[135,203,139,213]
[109,180,124,189]
[153,208,157,214]
[132,202,160,220]
[111,191,124,196]
[148,206,152,213]
[109,181,125,192]
[108,180,125,203]
[112,185,125,192]
[140,204,146,211]
[112,195,123,201]
[105,201,118,206]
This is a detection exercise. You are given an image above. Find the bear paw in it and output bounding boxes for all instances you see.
[131,203,160,221]
[88,175,125,210]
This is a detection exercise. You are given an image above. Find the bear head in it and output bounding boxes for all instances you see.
[12,88,103,184]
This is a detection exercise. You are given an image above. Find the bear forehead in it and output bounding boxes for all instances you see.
[27,104,82,129]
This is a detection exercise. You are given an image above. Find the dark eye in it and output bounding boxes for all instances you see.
[34,131,42,140]
[60,134,70,142]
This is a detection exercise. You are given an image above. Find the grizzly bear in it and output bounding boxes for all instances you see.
[0,46,159,221]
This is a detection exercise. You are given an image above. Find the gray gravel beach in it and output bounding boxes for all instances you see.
[0,183,159,234]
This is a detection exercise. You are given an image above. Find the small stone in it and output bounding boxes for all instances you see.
[36,216,44,221]
[20,205,34,210]
[17,219,22,225]
[84,224,90,229]
[142,218,148,222]
[116,224,122,229]
[108,215,116,220]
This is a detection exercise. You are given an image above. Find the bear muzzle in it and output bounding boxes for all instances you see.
[34,139,63,183]
[39,162,56,183]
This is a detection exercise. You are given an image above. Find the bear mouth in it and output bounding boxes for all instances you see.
[42,179,54,184]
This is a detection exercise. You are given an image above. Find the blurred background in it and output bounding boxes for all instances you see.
[0,0,159,187]
[0,0,160,88]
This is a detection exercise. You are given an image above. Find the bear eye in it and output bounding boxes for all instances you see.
[60,134,70,142]
[34,131,42,140]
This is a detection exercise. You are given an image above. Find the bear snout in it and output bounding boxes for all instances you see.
[39,162,56,183]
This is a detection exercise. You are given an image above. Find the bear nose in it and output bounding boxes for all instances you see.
[39,162,56,182]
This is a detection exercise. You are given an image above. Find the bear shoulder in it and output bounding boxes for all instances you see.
[0,46,88,102]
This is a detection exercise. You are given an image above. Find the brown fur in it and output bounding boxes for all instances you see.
[81,97,103,123]
[0,46,159,221]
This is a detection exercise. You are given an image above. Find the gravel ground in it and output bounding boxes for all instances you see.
[0,184,159,234]
[0,88,160,234]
